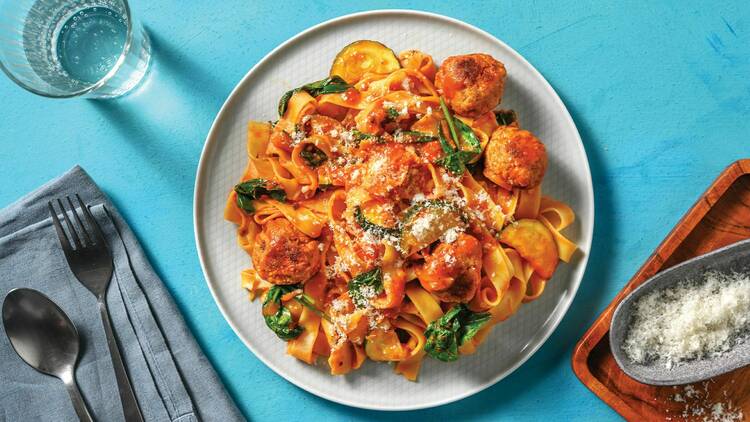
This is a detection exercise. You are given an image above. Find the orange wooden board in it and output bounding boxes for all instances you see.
[572,159,750,421]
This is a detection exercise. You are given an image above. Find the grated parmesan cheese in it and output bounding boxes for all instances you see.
[410,212,437,240]
[667,382,744,422]
[441,226,464,244]
[623,271,750,368]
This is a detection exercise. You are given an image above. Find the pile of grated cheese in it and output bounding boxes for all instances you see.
[623,271,750,369]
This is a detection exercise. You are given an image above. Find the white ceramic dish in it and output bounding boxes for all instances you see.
[194,10,594,411]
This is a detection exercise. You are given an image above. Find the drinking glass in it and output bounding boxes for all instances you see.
[0,0,151,99]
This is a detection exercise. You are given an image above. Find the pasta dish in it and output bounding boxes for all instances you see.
[225,40,578,380]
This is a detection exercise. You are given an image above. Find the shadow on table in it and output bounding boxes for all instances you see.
[300,93,617,420]
[88,28,230,187]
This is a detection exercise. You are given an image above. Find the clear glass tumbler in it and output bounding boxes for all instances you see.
[0,0,151,99]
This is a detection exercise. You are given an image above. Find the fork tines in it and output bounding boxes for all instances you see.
[48,194,103,251]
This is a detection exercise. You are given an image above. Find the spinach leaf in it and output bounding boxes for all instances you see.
[437,123,455,154]
[436,150,478,176]
[354,206,400,240]
[262,285,303,340]
[424,304,491,362]
[348,267,384,308]
[294,291,332,323]
[316,183,334,192]
[234,179,286,213]
[435,125,478,175]
[439,97,460,148]
[459,309,492,345]
[350,129,384,145]
[385,106,400,122]
[453,118,481,152]
[494,109,518,126]
[398,130,438,143]
[300,144,328,168]
[434,98,482,176]
[278,76,351,116]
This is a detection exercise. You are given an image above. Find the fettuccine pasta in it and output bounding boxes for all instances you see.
[225,40,579,381]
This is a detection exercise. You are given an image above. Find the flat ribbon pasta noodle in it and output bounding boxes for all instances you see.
[398,49,437,81]
[247,121,272,159]
[240,268,271,301]
[253,199,324,238]
[515,185,541,219]
[393,318,428,381]
[460,173,507,231]
[371,245,406,309]
[538,196,578,262]
[404,283,443,325]
[287,273,326,363]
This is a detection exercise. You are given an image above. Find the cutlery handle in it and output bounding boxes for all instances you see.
[99,300,145,422]
[62,372,93,422]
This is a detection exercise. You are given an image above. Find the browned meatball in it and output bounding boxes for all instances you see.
[350,143,430,200]
[416,234,482,303]
[483,126,548,190]
[435,54,506,117]
[251,218,322,285]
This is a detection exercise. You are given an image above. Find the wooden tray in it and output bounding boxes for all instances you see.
[572,159,750,421]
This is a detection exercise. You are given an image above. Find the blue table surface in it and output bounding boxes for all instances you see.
[2,1,749,420]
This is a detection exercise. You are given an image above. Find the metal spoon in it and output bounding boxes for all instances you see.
[610,238,750,385]
[2,288,93,422]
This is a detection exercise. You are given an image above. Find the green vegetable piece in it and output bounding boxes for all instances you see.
[234,178,286,213]
[434,99,481,175]
[453,117,481,153]
[354,206,400,240]
[300,144,328,168]
[439,97,460,148]
[278,76,351,116]
[348,267,384,308]
[495,109,518,126]
[263,285,303,340]
[385,106,400,121]
[399,130,438,143]
[424,304,491,362]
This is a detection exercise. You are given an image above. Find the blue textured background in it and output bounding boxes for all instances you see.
[1,1,749,420]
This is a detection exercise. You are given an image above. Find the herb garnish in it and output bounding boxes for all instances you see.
[348,267,384,308]
[278,76,351,116]
[494,109,518,126]
[398,130,438,143]
[385,106,400,122]
[434,98,482,175]
[299,144,328,168]
[234,178,286,213]
[262,285,303,340]
[424,304,491,362]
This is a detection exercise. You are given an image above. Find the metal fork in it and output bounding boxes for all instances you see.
[48,195,144,422]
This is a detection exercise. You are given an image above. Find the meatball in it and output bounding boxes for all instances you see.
[483,126,548,190]
[435,54,506,117]
[251,218,322,285]
[350,143,430,199]
[416,233,482,303]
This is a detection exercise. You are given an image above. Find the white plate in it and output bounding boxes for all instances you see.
[194,10,594,411]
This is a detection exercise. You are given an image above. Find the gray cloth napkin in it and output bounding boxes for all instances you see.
[0,166,243,422]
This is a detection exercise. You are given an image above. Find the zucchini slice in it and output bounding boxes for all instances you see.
[330,40,401,84]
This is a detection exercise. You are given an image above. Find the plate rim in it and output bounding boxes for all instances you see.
[194,9,595,411]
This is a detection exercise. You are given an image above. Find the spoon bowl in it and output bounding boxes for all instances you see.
[2,288,93,421]
[610,238,750,386]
